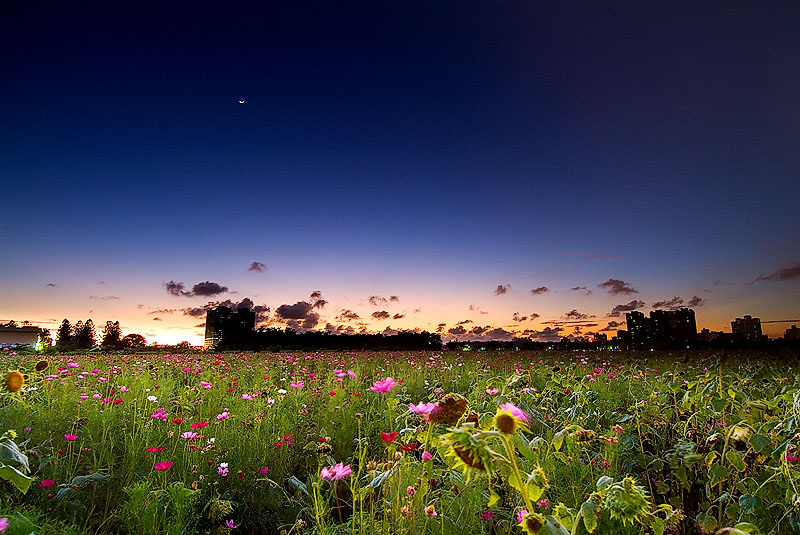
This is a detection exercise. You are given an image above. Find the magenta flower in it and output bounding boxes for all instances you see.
[154,461,173,471]
[422,451,432,461]
[258,466,269,474]
[369,377,397,393]
[499,402,529,423]
[39,479,56,489]
[225,520,240,529]
[64,433,77,441]
[0,517,7,531]
[320,462,352,481]
[181,431,199,440]
[409,401,436,414]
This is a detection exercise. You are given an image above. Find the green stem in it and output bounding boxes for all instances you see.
[500,433,533,512]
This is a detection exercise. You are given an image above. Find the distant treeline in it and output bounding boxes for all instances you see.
[217,328,442,351]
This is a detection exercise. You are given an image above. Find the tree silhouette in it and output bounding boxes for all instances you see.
[101,321,122,348]
[56,319,73,349]
[121,333,146,349]
[76,319,97,349]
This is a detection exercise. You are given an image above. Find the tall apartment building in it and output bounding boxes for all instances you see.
[625,308,697,348]
[731,315,764,342]
[204,306,256,348]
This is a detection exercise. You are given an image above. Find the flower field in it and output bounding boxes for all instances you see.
[1,349,799,534]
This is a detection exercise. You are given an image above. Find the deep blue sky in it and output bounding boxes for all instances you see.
[2,2,799,343]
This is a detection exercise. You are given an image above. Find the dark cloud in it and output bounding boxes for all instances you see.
[483,327,515,341]
[562,309,591,320]
[652,296,684,311]
[470,325,489,336]
[436,323,446,333]
[368,295,388,306]
[687,295,706,307]
[248,261,266,272]
[392,313,405,320]
[530,286,549,295]
[755,264,800,282]
[607,300,646,317]
[165,280,229,297]
[382,327,399,336]
[512,312,527,322]
[337,309,360,321]
[194,323,205,328]
[448,326,467,335]
[598,279,638,295]
[46,283,57,287]
[457,319,473,325]
[191,281,229,297]
[570,286,593,296]
[494,284,511,295]
[522,327,563,342]
[276,301,314,320]
[371,310,390,320]
[389,296,400,302]
[469,305,489,314]
[309,291,327,308]
[149,308,177,315]
[325,323,356,335]
[153,317,162,321]
[413,308,421,314]
[89,295,120,300]
[600,320,624,332]
[183,298,270,324]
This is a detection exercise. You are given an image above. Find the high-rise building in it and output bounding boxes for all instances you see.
[626,308,697,348]
[731,315,763,342]
[204,306,256,348]
[784,325,799,341]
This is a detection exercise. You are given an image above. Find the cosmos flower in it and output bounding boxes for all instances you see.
[64,433,78,441]
[320,462,352,481]
[369,377,397,393]
[39,479,56,489]
[154,461,173,471]
[408,401,436,414]
[494,402,529,434]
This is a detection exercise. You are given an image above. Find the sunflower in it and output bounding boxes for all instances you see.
[5,370,24,392]
[35,359,50,372]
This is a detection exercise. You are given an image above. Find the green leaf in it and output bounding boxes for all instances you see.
[286,476,308,495]
[747,433,771,453]
[696,512,717,532]
[726,450,746,472]
[709,463,729,486]
[71,472,107,486]
[0,464,32,494]
[738,494,762,513]
[487,489,500,508]
[672,465,689,489]
[580,500,598,533]
[651,517,666,535]
[539,516,570,535]
[596,475,613,492]
[552,431,564,452]
[0,439,30,472]
[732,522,760,533]
[711,397,728,412]
[528,482,544,502]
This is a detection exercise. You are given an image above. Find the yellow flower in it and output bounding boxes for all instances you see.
[5,370,24,392]
[494,402,529,434]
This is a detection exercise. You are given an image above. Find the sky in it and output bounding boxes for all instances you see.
[2,2,799,345]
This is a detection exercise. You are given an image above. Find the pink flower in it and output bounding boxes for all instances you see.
[409,401,436,414]
[39,479,56,489]
[380,431,399,443]
[480,510,493,521]
[216,411,229,420]
[537,499,550,509]
[369,377,397,393]
[64,433,78,441]
[787,454,798,463]
[499,402,529,423]
[289,381,304,388]
[154,461,173,471]
[517,509,529,523]
[0,517,7,531]
[225,520,240,529]
[181,431,199,440]
[190,421,209,429]
[259,466,269,474]
[146,447,166,453]
[486,388,499,395]
[422,451,432,461]
[320,462,352,481]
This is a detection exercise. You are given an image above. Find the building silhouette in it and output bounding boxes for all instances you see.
[785,325,800,341]
[204,306,255,348]
[731,315,764,342]
[625,308,697,348]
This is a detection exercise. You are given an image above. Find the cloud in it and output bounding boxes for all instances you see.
[494,284,511,295]
[469,305,489,314]
[276,301,314,320]
[149,308,177,315]
[191,281,229,297]
[390,296,400,302]
[598,279,638,295]
[448,326,467,335]
[600,320,624,332]
[309,291,327,308]
[483,327,515,341]
[371,310,390,320]
[755,263,800,282]
[153,317,162,321]
[562,309,591,320]
[46,283,57,287]
[325,323,356,335]
[369,295,388,306]
[183,298,270,324]
[436,323,446,333]
[248,261,266,272]
[413,308,421,314]
[337,309,360,321]
[457,319,474,325]
[570,286,593,296]
[165,280,229,297]
[89,295,120,300]
[652,296,684,311]
[522,327,563,342]
[607,300,646,317]
[393,313,405,320]
[687,295,706,307]
[382,327,399,336]
[512,312,540,322]
[530,286,549,295]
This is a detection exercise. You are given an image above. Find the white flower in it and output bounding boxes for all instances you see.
[277,389,287,395]
[147,395,158,402]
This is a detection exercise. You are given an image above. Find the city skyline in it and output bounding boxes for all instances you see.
[2,3,799,345]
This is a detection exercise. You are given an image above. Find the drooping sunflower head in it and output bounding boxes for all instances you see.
[517,511,544,534]
[428,393,468,425]
[494,402,529,434]
[444,427,495,481]
[4,370,24,392]
[35,360,50,372]
[603,477,651,525]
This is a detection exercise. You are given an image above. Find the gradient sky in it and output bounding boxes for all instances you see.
[2,2,799,345]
